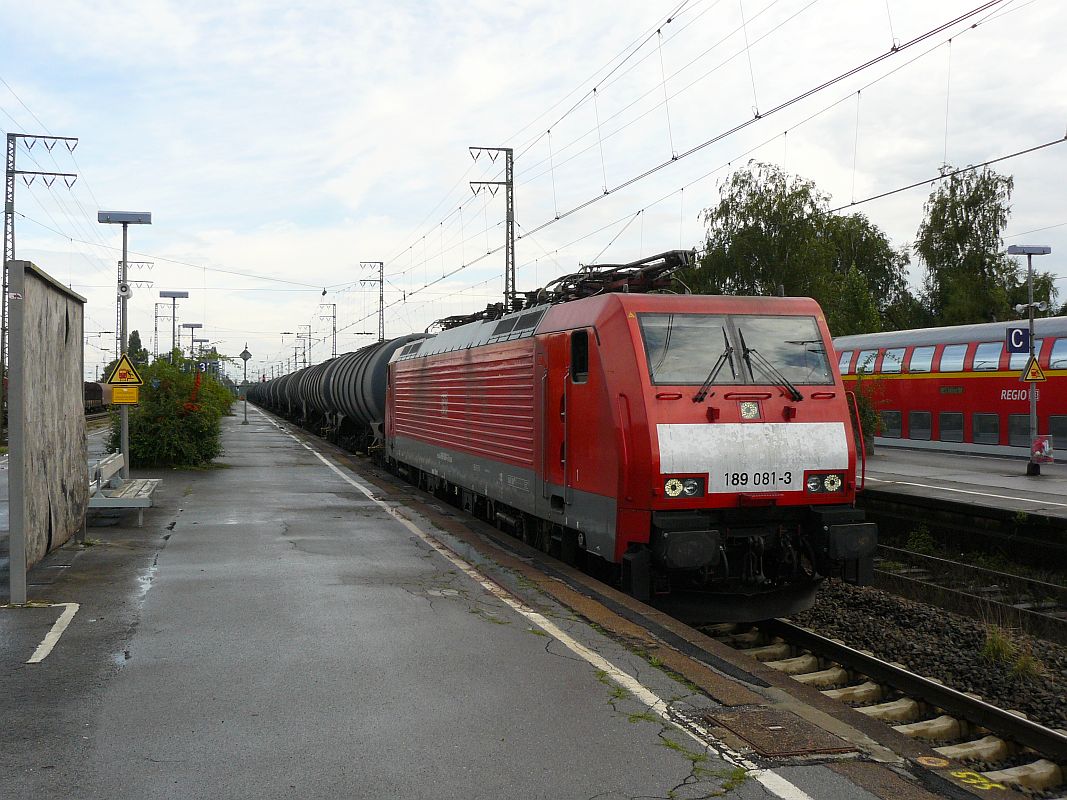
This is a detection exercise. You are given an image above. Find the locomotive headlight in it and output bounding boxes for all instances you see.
[663,477,705,498]
[806,474,822,492]
[823,473,843,492]
[681,478,704,497]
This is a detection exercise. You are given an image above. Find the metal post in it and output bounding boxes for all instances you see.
[171,298,177,360]
[3,134,15,446]
[240,344,251,425]
[119,223,130,479]
[469,146,515,310]
[1027,252,1038,476]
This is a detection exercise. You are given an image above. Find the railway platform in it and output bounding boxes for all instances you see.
[864,447,1067,520]
[1,412,1020,800]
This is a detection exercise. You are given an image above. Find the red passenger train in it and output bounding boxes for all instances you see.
[835,317,1067,458]
[251,252,877,620]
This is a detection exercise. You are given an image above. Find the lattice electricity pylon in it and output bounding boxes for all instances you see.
[359,261,385,342]
[2,133,79,438]
[469,146,515,312]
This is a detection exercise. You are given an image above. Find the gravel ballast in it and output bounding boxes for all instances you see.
[789,580,1067,731]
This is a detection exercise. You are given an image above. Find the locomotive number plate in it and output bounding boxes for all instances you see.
[722,471,793,489]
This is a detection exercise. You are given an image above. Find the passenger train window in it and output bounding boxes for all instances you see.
[909,346,935,372]
[1008,339,1042,370]
[1050,339,1067,369]
[856,350,877,374]
[973,413,999,445]
[837,350,852,374]
[909,411,932,440]
[973,342,1003,371]
[1008,414,1030,447]
[939,412,964,442]
[571,330,589,383]
[880,411,902,438]
[938,344,967,372]
[1051,416,1067,447]
[880,348,905,374]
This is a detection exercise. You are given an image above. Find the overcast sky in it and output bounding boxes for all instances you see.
[2,0,1063,380]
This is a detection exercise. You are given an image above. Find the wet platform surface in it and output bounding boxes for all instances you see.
[0,412,959,800]
[864,447,1067,520]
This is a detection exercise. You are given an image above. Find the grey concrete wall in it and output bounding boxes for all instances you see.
[10,260,87,569]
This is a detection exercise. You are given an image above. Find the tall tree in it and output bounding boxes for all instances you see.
[127,330,150,365]
[915,167,1018,324]
[685,161,920,336]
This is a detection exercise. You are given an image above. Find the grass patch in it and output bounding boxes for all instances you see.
[627,711,661,725]
[694,765,750,793]
[1011,651,1045,680]
[660,735,707,766]
[526,627,548,637]
[981,626,1015,664]
[906,525,937,556]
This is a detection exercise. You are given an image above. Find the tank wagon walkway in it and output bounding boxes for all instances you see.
[2,412,945,800]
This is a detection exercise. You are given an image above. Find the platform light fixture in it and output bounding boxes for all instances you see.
[181,322,203,358]
[1006,244,1052,476]
[99,209,152,481]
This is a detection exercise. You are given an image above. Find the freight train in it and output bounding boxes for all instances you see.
[835,317,1067,458]
[250,252,877,620]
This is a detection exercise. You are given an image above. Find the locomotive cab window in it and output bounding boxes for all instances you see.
[637,313,832,386]
[571,330,589,383]
[973,342,1003,371]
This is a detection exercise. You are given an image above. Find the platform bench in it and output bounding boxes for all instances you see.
[86,453,161,528]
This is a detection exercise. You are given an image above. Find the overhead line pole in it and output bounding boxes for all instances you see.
[360,262,385,342]
[3,133,79,443]
[469,146,515,311]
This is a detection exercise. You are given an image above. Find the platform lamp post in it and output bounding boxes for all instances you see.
[240,344,252,424]
[98,211,151,481]
[181,322,202,360]
[159,290,188,361]
[1007,244,1052,476]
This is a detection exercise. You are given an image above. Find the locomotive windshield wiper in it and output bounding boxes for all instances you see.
[738,329,803,402]
[692,327,735,403]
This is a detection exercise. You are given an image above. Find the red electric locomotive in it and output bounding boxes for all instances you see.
[386,253,876,619]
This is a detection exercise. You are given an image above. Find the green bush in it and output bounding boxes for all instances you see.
[107,358,233,467]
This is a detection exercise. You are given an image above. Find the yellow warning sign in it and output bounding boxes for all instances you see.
[105,353,144,386]
[1020,356,1047,383]
[112,386,140,404]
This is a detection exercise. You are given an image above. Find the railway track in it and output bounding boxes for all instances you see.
[702,619,1067,795]
[874,545,1067,645]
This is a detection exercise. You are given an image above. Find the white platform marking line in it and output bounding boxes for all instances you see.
[866,476,1067,508]
[258,411,814,800]
[26,602,80,663]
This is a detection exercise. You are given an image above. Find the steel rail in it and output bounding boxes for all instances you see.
[760,618,1067,763]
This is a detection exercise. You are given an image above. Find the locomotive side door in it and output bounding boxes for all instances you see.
[541,332,570,511]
